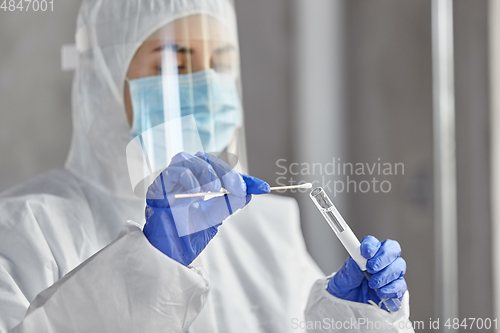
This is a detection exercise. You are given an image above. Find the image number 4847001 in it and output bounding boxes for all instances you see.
[1,0,53,11]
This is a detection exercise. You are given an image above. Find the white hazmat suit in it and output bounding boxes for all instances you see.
[0,0,413,332]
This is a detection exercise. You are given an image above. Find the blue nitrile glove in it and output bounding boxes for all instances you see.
[143,151,270,266]
[327,236,407,310]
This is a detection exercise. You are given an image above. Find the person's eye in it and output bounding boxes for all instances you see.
[176,52,188,74]
[156,65,188,75]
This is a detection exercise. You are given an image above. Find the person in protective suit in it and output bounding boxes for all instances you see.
[0,0,412,332]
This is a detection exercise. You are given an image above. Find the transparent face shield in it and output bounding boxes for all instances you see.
[125,14,246,198]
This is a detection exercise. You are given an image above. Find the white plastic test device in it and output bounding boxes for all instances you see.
[309,187,402,312]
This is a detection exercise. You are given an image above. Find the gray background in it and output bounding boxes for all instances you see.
[0,0,493,331]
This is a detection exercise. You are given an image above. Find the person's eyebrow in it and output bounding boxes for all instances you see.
[152,43,194,54]
[212,44,235,56]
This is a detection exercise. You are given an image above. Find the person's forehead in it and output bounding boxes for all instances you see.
[146,14,232,43]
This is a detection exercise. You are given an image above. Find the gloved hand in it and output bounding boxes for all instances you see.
[327,235,407,310]
[143,151,270,266]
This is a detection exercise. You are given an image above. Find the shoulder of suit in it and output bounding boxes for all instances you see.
[0,168,90,230]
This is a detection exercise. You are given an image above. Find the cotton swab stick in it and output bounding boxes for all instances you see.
[270,183,312,191]
[174,189,230,199]
[174,183,312,199]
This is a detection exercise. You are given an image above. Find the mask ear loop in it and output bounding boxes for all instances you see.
[125,77,138,134]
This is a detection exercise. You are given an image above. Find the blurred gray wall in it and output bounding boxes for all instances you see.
[0,5,77,191]
[291,0,347,275]
[235,0,293,185]
[454,0,492,323]
[342,0,435,326]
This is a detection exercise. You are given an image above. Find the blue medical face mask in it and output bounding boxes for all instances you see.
[128,69,242,155]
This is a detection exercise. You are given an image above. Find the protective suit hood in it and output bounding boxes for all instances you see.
[66,0,243,198]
